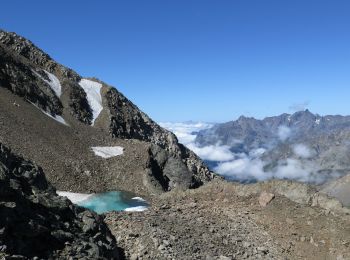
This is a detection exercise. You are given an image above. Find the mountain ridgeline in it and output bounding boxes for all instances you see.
[196,110,350,152]
[0,30,215,195]
[195,110,350,189]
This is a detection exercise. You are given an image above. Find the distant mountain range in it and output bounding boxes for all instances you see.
[194,110,350,199]
[196,109,350,153]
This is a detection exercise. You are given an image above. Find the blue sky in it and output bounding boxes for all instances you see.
[2,0,350,122]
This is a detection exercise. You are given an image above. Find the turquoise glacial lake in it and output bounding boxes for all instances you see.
[76,191,149,214]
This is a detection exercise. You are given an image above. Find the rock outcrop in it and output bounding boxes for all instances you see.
[0,29,215,194]
[0,142,120,259]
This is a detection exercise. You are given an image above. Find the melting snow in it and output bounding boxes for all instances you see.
[92,146,124,158]
[124,206,148,212]
[33,70,62,97]
[30,102,69,126]
[78,79,103,125]
[57,191,94,204]
[132,197,147,202]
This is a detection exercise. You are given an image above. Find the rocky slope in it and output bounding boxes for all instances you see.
[0,30,214,195]
[0,142,119,259]
[105,179,350,260]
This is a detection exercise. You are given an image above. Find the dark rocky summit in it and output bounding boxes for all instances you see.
[0,143,119,259]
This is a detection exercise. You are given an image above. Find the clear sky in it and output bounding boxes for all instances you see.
[2,0,350,122]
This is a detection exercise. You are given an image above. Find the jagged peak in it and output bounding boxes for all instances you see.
[0,29,52,60]
[291,109,316,120]
[0,29,80,81]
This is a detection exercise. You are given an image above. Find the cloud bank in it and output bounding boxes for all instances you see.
[278,126,291,141]
[293,144,315,158]
[160,122,330,185]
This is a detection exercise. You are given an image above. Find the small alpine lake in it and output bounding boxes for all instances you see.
[57,191,149,214]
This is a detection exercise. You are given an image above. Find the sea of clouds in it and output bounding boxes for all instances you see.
[160,122,332,184]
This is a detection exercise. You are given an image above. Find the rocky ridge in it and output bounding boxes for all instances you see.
[0,142,119,259]
[0,29,214,194]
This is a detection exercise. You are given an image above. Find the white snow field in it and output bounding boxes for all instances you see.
[57,191,94,204]
[78,79,103,125]
[91,146,124,158]
[33,70,62,97]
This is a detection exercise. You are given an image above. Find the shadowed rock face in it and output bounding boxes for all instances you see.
[0,143,120,259]
[0,29,215,194]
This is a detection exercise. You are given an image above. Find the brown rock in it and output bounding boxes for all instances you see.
[258,191,275,207]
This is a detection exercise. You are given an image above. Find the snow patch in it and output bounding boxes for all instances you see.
[30,102,69,126]
[131,197,147,202]
[78,79,103,125]
[315,118,321,125]
[57,191,94,204]
[124,206,148,212]
[33,70,62,97]
[92,146,124,158]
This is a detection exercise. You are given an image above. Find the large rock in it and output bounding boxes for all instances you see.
[0,143,120,259]
[258,191,275,207]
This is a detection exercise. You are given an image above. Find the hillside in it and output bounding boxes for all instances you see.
[0,30,215,196]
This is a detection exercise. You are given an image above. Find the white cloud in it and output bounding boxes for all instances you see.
[293,144,314,158]
[159,122,213,145]
[278,125,291,141]
[249,148,266,158]
[187,143,234,162]
[214,156,324,184]
[160,122,327,185]
[214,156,268,182]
